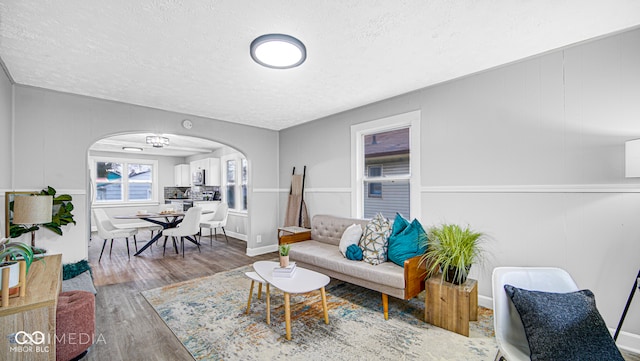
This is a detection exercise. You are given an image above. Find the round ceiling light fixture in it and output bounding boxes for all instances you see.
[250,34,306,69]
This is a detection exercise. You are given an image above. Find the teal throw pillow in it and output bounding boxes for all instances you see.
[391,213,410,237]
[345,244,363,261]
[387,218,427,267]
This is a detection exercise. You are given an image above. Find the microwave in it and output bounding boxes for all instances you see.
[192,169,205,185]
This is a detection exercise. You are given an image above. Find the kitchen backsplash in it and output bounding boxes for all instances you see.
[164,186,220,200]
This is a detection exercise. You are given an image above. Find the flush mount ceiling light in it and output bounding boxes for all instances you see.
[250,34,306,69]
[146,135,169,148]
[122,147,143,152]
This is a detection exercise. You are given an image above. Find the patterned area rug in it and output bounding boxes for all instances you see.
[141,265,498,360]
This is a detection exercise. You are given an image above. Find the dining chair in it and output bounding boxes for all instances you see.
[199,202,229,244]
[93,209,139,262]
[162,207,202,258]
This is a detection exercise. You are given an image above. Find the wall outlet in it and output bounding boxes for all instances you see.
[256,235,262,243]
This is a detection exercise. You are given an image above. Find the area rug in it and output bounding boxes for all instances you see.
[141,265,498,360]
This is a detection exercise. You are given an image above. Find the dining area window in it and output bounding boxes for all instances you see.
[222,153,248,212]
[91,157,158,203]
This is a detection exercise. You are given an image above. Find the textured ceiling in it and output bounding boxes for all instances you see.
[1,1,640,130]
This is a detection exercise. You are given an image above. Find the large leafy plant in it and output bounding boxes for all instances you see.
[419,224,486,285]
[10,186,76,238]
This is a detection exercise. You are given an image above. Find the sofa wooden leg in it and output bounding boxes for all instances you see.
[382,293,389,320]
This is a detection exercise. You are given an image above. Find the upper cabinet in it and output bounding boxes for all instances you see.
[190,158,221,186]
[174,164,190,187]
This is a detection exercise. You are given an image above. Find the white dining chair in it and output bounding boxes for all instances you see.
[199,202,229,244]
[93,208,139,262]
[162,207,202,258]
[492,267,579,361]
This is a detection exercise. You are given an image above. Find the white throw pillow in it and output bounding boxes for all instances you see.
[339,224,363,257]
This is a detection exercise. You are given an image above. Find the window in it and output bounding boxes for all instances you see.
[351,111,421,219]
[222,154,248,212]
[92,157,158,203]
[241,158,248,210]
[367,165,382,198]
[226,160,236,209]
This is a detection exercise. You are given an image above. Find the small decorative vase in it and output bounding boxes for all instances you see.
[279,255,289,268]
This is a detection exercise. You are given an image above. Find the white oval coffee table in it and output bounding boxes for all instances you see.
[253,261,330,340]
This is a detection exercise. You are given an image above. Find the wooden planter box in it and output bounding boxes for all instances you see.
[424,275,478,337]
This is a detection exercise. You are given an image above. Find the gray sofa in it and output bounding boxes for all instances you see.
[285,214,426,319]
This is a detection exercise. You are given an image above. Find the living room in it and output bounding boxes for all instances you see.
[1,2,640,360]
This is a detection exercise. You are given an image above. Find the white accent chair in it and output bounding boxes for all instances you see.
[199,202,229,244]
[492,267,579,361]
[162,207,202,257]
[93,208,139,262]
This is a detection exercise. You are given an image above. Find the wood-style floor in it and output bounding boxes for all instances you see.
[85,230,640,361]
[85,230,275,361]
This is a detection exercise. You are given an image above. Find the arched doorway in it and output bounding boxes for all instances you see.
[86,132,250,258]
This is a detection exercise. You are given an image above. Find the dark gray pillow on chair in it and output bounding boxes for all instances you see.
[504,284,624,361]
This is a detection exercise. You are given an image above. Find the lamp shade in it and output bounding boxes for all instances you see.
[13,195,53,225]
[626,139,640,178]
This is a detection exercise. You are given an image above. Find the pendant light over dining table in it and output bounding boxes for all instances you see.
[146,135,169,148]
[250,34,307,69]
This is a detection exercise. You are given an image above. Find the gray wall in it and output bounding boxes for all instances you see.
[280,28,640,343]
[9,85,280,260]
[0,68,11,189]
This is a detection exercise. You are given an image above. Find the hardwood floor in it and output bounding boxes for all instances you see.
[84,230,640,361]
[85,230,275,361]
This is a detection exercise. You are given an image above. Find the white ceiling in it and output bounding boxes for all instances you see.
[1,1,640,131]
[91,133,226,157]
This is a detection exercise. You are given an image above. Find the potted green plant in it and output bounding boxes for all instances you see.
[0,238,36,290]
[419,224,486,285]
[279,244,291,268]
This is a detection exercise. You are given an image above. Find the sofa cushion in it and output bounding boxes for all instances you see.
[388,218,427,267]
[289,240,405,289]
[504,284,624,361]
[339,224,363,257]
[360,213,391,265]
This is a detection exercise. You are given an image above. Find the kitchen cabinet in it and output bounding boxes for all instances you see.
[190,158,221,186]
[174,164,190,186]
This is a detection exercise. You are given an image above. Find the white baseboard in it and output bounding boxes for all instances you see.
[611,330,640,354]
[225,230,247,242]
[246,244,278,256]
[478,295,493,309]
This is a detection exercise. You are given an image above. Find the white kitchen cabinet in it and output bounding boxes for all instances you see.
[174,164,190,186]
[190,158,221,186]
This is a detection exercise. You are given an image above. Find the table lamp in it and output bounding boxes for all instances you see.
[614,138,640,340]
[12,195,53,248]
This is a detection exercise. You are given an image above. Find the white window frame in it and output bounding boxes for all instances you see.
[90,156,159,205]
[221,153,248,213]
[350,110,421,219]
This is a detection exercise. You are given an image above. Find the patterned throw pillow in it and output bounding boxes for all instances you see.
[359,213,391,265]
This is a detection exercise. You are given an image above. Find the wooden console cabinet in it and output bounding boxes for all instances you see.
[0,254,62,361]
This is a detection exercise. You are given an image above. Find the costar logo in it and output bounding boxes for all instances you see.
[15,331,46,345]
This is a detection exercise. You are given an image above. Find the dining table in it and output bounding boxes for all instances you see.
[114,210,211,256]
